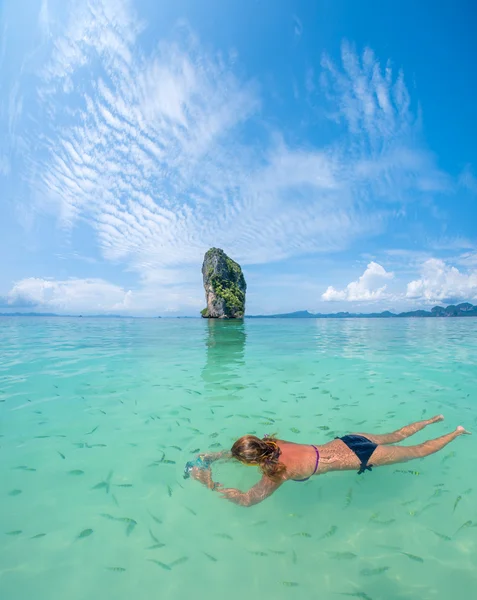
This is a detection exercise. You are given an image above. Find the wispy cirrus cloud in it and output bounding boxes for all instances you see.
[3,2,458,312]
[319,41,450,197]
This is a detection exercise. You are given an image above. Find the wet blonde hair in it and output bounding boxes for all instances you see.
[231,434,286,481]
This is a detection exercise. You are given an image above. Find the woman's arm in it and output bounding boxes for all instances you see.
[200,450,232,463]
[218,476,283,507]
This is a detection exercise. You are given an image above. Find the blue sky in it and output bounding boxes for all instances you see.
[0,0,476,315]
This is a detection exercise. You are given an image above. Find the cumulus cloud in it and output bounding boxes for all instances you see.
[322,261,394,301]
[406,259,477,303]
[6,278,133,313]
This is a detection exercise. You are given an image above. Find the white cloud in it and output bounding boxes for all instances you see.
[6,277,132,313]
[3,274,206,315]
[319,41,450,196]
[406,259,477,303]
[26,3,394,276]
[0,154,10,176]
[3,3,458,313]
[293,16,303,37]
[322,261,394,301]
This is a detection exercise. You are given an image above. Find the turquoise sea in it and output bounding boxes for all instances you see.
[1,317,476,600]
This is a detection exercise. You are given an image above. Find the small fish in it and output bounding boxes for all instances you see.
[360,567,390,576]
[163,460,176,465]
[401,552,424,563]
[170,445,182,451]
[115,484,133,488]
[203,552,217,562]
[340,593,373,600]
[376,516,396,526]
[191,448,200,453]
[92,482,108,491]
[185,507,197,516]
[169,556,189,567]
[148,559,171,571]
[269,549,286,555]
[453,495,462,512]
[5,530,22,536]
[85,425,99,435]
[415,503,438,516]
[126,520,137,536]
[292,532,312,538]
[30,533,47,539]
[345,488,353,508]
[106,566,126,572]
[147,543,166,549]
[253,520,267,526]
[429,488,447,499]
[13,466,36,471]
[290,427,300,434]
[320,525,337,539]
[8,489,22,496]
[57,451,66,460]
[149,511,162,525]
[394,469,420,476]
[149,529,160,543]
[441,451,456,464]
[463,488,473,495]
[249,551,267,556]
[214,533,233,540]
[281,582,299,587]
[455,520,473,534]
[77,529,94,539]
[429,530,452,541]
[167,485,173,497]
[68,470,84,476]
[327,552,357,560]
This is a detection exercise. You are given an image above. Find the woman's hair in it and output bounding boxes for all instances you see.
[231,434,286,481]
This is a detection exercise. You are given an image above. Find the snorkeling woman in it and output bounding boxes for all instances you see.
[186,415,470,507]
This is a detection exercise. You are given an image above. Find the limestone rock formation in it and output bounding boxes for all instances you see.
[201,248,246,318]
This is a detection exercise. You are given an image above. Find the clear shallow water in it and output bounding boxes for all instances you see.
[1,317,476,600]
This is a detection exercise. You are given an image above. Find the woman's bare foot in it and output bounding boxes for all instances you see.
[428,414,444,424]
[456,425,471,435]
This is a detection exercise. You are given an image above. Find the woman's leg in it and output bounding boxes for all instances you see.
[356,415,444,445]
[370,426,470,467]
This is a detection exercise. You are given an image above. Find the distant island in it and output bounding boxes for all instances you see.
[1,302,476,319]
[248,302,477,319]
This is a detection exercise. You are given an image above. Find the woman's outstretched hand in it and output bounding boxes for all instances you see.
[190,466,221,490]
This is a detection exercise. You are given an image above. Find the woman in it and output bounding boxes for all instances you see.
[189,415,470,507]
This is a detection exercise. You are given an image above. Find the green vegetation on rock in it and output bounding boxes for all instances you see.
[201,248,246,319]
